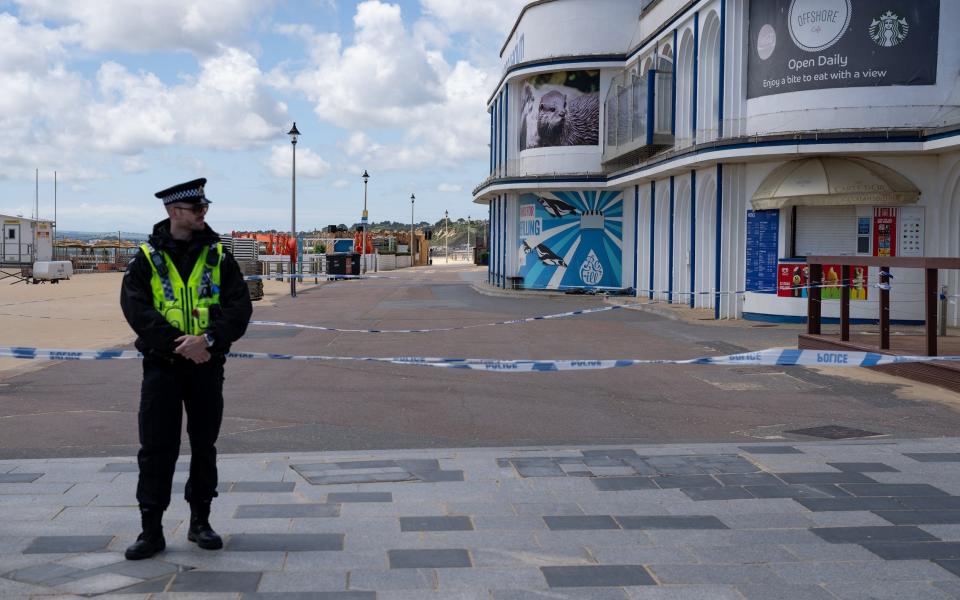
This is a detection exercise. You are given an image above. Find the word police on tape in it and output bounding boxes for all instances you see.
[1,347,957,373]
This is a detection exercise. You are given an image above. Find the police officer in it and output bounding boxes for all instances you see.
[120,178,252,560]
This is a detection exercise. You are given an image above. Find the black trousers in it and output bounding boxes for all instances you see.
[136,354,225,511]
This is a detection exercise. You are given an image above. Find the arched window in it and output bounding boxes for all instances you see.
[656,44,674,134]
[695,175,717,310]
[676,28,695,147]
[698,11,721,142]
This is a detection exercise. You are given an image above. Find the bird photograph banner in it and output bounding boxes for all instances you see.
[517,191,623,290]
[518,70,600,150]
[747,0,939,99]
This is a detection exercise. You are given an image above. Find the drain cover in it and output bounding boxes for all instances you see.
[784,425,883,440]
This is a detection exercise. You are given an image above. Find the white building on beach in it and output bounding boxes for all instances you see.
[474,0,960,325]
[1,214,53,264]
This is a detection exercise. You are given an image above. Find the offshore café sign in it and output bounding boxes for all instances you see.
[748,0,939,98]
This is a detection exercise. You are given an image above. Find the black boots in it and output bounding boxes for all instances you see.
[125,507,166,560]
[187,501,223,550]
[125,503,221,559]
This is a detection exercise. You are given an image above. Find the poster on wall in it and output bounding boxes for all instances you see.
[746,209,779,293]
[518,71,600,151]
[873,207,897,257]
[777,262,868,300]
[517,191,622,290]
[747,0,939,98]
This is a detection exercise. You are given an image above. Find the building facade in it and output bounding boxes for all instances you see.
[474,0,960,325]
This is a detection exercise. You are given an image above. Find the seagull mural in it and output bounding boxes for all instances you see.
[517,190,623,290]
[534,243,567,267]
[536,195,580,218]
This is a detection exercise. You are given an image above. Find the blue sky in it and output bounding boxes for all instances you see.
[0,0,526,233]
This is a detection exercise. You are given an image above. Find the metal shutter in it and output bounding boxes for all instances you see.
[795,205,857,256]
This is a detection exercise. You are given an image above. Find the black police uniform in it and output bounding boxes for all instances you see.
[120,179,252,559]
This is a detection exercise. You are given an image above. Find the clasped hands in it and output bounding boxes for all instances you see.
[174,335,210,364]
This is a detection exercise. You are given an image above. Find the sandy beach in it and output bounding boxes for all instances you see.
[0,272,314,380]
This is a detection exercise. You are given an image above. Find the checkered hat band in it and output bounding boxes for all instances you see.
[162,188,204,205]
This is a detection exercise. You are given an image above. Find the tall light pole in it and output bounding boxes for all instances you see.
[410,194,415,267]
[467,214,471,257]
[287,122,300,297]
[361,170,370,274]
[444,209,449,264]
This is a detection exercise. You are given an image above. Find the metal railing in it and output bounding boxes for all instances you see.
[602,67,674,166]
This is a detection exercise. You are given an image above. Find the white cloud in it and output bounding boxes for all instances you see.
[266,144,331,178]
[0,11,287,181]
[342,132,380,157]
[123,157,148,174]
[403,60,491,162]
[88,47,287,153]
[275,1,493,171]
[14,0,271,54]
[0,12,65,72]
[332,179,350,189]
[437,183,462,193]
[418,0,527,35]
[274,1,444,129]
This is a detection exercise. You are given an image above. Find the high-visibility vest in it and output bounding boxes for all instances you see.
[140,242,222,335]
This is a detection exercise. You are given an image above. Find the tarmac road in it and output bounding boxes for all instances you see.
[1,264,959,459]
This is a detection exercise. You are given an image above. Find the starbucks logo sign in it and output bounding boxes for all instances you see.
[869,11,909,47]
[788,0,851,52]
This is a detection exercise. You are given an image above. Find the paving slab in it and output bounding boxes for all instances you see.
[5,440,960,597]
[22,535,114,554]
[167,570,262,593]
[400,516,474,532]
[541,565,656,587]
[234,503,340,519]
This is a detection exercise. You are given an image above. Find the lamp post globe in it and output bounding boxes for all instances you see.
[287,122,301,298]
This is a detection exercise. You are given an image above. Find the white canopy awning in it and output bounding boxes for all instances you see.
[751,157,920,210]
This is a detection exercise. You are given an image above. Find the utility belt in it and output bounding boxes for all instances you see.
[157,302,221,333]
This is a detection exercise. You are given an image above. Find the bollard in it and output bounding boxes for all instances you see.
[940,285,948,337]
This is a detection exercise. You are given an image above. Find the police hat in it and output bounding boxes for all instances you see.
[155,178,212,206]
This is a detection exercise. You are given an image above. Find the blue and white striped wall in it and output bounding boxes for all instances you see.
[633,164,747,317]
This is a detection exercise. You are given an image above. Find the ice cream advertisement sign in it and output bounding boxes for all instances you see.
[777,262,868,300]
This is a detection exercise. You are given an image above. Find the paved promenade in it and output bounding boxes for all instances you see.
[5,438,960,598]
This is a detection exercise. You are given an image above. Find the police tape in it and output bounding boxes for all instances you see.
[1,346,958,372]
[250,303,644,333]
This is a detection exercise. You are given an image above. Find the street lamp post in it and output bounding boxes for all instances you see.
[288,122,300,298]
[361,170,370,274]
[467,214,471,259]
[444,209,449,264]
[410,194,415,267]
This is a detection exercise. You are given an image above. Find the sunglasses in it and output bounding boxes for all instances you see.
[173,204,209,215]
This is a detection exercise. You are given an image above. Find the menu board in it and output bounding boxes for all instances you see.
[746,209,779,293]
[898,206,924,257]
